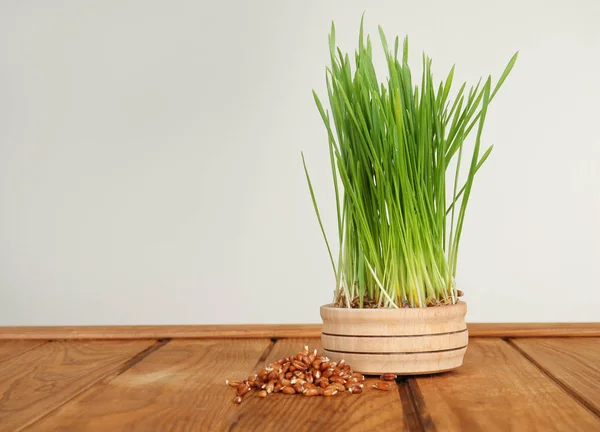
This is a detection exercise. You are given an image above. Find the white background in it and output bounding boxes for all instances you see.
[1,0,599,325]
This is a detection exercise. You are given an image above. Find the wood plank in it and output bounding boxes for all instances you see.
[27,339,272,431]
[0,340,45,362]
[0,324,323,340]
[0,339,155,431]
[230,338,407,432]
[413,339,600,431]
[1,322,599,340]
[511,338,600,416]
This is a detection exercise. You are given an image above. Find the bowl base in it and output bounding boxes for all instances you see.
[323,347,467,375]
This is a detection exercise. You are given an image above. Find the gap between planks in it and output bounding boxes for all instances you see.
[9,337,597,431]
[21,339,171,431]
[506,339,600,419]
[99,339,171,382]
[1,322,600,340]
[412,338,600,430]
[261,338,436,431]
[0,340,48,363]
[397,378,435,432]
[397,337,600,431]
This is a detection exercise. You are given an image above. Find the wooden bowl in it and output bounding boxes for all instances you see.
[320,302,468,375]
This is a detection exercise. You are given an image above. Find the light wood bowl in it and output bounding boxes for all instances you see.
[320,302,468,375]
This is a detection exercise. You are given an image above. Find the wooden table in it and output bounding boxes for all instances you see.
[0,324,599,431]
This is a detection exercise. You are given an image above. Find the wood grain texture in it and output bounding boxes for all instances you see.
[0,340,45,362]
[0,324,322,340]
[511,338,600,416]
[229,338,406,432]
[27,339,271,431]
[414,339,600,431]
[0,339,154,431]
[1,322,599,340]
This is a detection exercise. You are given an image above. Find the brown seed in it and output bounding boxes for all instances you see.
[373,381,393,391]
[333,382,345,392]
[258,369,269,381]
[257,390,267,398]
[349,385,362,394]
[292,360,307,371]
[345,381,356,390]
[352,373,365,382]
[272,363,282,371]
[380,373,397,382]
[332,367,341,376]
[293,371,302,378]
[265,381,275,394]
[280,378,291,387]
[457,289,464,297]
[304,388,320,397]
[304,383,317,390]
[312,359,322,370]
[282,362,290,372]
[315,376,326,385]
[276,357,286,365]
[313,370,321,380]
[319,380,329,389]
[306,374,314,384]
[282,386,296,395]
[268,371,278,381]
[274,382,282,393]
[320,361,330,372]
[237,383,250,396]
[247,375,256,383]
[322,369,333,378]
[293,383,304,393]
[289,365,296,373]
[301,355,311,365]
[233,396,243,404]
[285,372,293,379]
[330,376,345,385]
[323,388,338,397]
[296,353,304,361]
[227,380,241,387]
[308,352,316,363]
